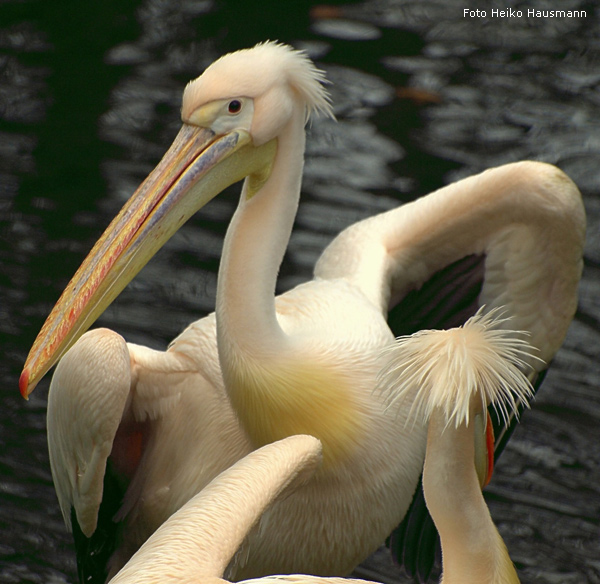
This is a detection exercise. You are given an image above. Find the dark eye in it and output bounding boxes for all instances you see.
[228,100,242,114]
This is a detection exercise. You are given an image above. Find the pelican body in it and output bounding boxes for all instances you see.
[20,42,585,583]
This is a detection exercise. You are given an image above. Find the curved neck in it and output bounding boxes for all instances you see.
[216,108,306,358]
[110,437,321,583]
[423,412,520,584]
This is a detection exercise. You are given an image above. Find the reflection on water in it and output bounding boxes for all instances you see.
[1,0,599,582]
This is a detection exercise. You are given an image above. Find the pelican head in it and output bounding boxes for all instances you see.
[20,42,332,397]
[183,42,332,143]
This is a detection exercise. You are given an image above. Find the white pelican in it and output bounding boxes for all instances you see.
[20,42,585,582]
[384,310,535,583]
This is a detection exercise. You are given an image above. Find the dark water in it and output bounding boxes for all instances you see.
[1,1,599,582]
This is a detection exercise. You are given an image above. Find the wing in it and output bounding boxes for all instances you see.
[47,327,196,583]
[316,161,585,581]
[316,161,584,360]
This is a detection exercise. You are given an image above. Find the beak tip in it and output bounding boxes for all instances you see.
[19,368,31,400]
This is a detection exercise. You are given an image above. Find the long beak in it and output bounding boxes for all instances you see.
[20,124,276,398]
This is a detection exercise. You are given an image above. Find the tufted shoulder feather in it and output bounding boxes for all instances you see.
[380,308,540,429]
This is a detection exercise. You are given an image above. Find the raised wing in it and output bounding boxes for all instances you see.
[315,161,585,581]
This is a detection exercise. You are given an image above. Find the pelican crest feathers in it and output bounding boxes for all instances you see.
[380,308,541,428]
[184,41,334,124]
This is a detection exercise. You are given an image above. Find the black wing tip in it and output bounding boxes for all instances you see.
[387,476,440,583]
[71,461,125,584]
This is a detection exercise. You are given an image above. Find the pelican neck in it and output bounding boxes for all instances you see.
[423,411,520,583]
[215,108,306,356]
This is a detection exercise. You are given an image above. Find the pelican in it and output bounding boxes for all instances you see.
[20,42,585,583]
[384,310,535,583]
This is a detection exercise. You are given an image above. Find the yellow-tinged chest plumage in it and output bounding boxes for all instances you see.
[224,353,368,469]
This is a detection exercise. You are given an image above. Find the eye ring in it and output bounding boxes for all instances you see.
[228,99,242,114]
